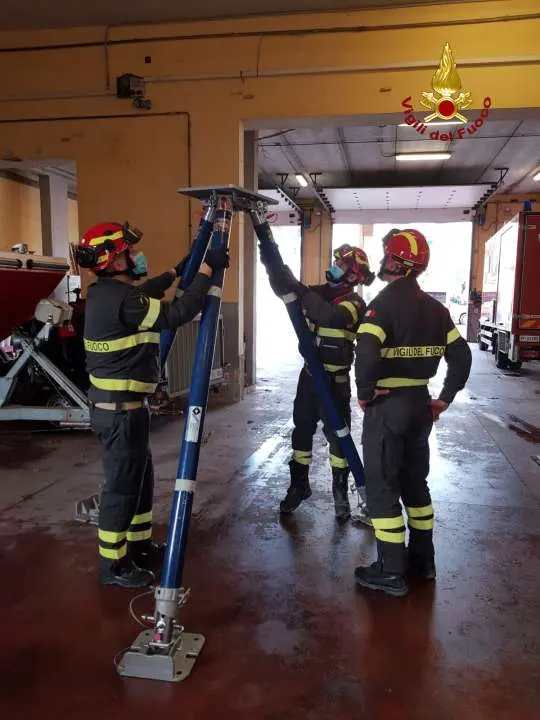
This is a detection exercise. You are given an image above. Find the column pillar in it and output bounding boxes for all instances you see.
[300,205,333,286]
[39,172,70,300]
[243,130,257,389]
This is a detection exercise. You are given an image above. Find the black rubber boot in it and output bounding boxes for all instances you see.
[407,528,436,580]
[355,542,408,597]
[332,468,351,522]
[129,541,166,570]
[279,460,312,514]
[99,557,155,588]
[408,553,436,580]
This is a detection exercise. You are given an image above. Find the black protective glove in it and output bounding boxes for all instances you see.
[175,253,192,278]
[204,245,230,271]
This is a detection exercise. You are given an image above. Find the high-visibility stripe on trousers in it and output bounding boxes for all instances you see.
[127,510,153,543]
[371,515,406,544]
[98,528,127,560]
[406,504,434,530]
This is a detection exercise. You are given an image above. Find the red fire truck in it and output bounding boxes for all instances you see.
[478,211,540,370]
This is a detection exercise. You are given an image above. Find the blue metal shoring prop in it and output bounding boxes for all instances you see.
[116,186,364,683]
[159,201,218,371]
[118,186,278,683]
[248,202,366,491]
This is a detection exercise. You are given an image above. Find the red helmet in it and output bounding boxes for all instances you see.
[74,222,142,272]
[333,244,375,286]
[380,228,430,277]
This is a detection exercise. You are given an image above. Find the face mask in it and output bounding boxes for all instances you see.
[132,252,148,277]
[325,264,345,284]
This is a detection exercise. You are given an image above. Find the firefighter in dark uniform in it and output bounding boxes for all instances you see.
[354,228,472,597]
[264,244,375,521]
[75,221,229,589]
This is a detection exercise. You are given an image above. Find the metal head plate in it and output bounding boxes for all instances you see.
[177,185,278,211]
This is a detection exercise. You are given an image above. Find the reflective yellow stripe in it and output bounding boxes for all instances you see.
[317,327,356,342]
[329,454,348,469]
[127,529,153,542]
[377,377,429,388]
[293,450,312,465]
[381,345,445,359]
[447,327,461,344]
[138,297,161,331]
[374,529,406,544]
[84,332,160,353]
[400,231,418,256]
[98,529,127,543]
[99,544,127,560]
[307,320,315,331]
[339,300,359,325]
[408,517,434,531]
[372,516,404,530]
[89,375,157,393]
[406,505,433,518]
[323,363,349,372]
[131,511,152,525]
[334,375,349,384]
[357,322,386,343]
[88,230,124,246]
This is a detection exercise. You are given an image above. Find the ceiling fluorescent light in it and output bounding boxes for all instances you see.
[395,153,451,162]
[533,171,540,182]
[295,174,308,187]
[399,121,463,127]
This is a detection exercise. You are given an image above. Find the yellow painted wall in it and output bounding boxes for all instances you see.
[0,0,537,304]
[0,177,41,252]
[301,208,333,286]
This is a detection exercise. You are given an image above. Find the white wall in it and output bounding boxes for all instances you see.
[256,225,302,373]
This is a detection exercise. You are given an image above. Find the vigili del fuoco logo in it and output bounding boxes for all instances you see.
[401,42,492,140]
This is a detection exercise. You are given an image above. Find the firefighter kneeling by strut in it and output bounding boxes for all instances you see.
[262,243,375,522]
[354,228,472,597]
[75,221,229,589]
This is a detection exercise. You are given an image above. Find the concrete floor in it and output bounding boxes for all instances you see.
[1,348,539,720]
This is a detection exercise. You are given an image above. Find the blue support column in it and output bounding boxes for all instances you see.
[160,194,232,594]
[159,203,217,369]
[249,207,365,489]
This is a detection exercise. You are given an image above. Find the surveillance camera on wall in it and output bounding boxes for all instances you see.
[116,73,152,111]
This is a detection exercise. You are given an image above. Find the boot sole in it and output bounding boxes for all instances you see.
[408,570,436,581]
[355,576,408,597]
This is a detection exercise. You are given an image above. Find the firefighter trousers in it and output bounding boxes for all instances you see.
[291,367,351,470]
[361,388,434,574]
[90,405,154,563]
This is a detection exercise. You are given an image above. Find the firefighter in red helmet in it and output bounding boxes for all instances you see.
[354,228,472,597]
[262,242,374,522]
[75,221,229,588]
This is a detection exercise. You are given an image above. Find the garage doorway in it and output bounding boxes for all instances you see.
[256,224,302,376]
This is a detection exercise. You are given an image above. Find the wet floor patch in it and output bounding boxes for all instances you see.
[507,415,540,444]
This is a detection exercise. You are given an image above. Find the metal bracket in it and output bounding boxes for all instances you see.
[74,493,100,525]
[117,629,205,683]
